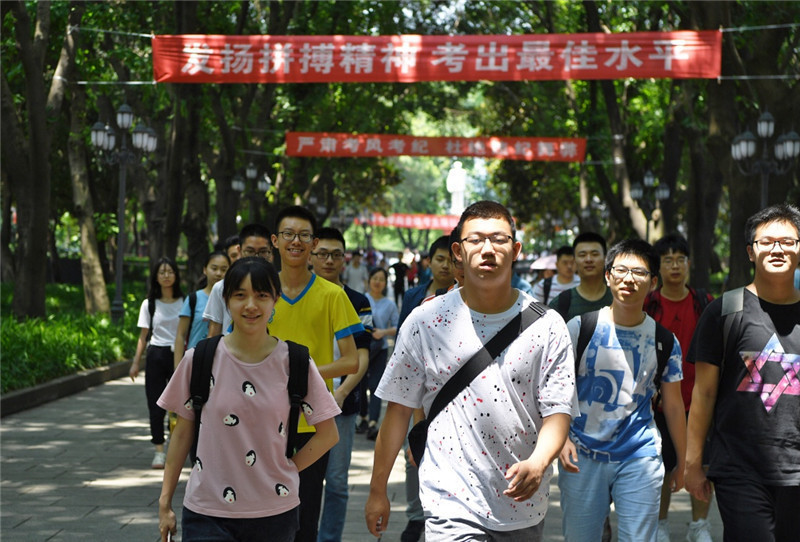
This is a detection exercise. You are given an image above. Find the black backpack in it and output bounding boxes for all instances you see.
[541,276,554,304]
[188,336,310,464]
[575,310,675,397]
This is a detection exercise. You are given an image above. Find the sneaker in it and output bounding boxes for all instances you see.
[367,425,379,441]
[355,418,369,434]
[152,451,166,469]
[686,518,713,542]
[657,518,671,542]
[400,519,424,542]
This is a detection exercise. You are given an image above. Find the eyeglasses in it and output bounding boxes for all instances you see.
[608,266,652,281]
[278,230,313,243]
[661,256,688,267]
[312,251,344,261]
[158,270,175,277]
[752,237,800,250]
[241,247,272,258]
[460,233,514,247]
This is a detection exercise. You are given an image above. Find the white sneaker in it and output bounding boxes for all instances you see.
[152,451,166,469]
[657,518,671,542]
[686,518,713,542]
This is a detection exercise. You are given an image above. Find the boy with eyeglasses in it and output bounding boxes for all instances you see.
[558,239,686,542]
[269,206,364,542]
[686,203,800,541]
[311,227,373,542]
[367,201,575,541]
[204,223,273,337]
[643,233,715,542]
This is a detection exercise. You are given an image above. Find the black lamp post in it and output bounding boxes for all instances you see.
[91,104,157,325]
[630,170,670,243]
[731,111,800,209]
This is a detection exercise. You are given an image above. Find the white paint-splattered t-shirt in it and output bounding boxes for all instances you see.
[377,289,577,531]
[566,307,682,462]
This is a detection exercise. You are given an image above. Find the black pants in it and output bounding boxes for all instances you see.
[294,432,330,542]
[714,477,800,542]
[144,345,174,445]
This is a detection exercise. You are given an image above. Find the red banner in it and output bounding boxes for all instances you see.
[356,213,460,231]
[152,31,721,84]
[286,132,585,161]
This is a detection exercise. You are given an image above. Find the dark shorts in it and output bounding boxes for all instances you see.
[655,410,709,472]
[182,506,299,542]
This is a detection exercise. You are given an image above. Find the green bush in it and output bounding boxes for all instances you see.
[1,283,141,394]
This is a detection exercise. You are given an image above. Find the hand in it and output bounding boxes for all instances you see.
[372,329,385,340]
[129,362,140,381]
[558,438,580,473]
[333,387,346,409]
[670,462,685,493]
[503,458,546,502]
[365,489,390,537]
[685,463,712,502]
[158,505,177,542]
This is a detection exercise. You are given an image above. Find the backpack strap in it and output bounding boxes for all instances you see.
[720,287,745,382]
[189,335,222,464]
[575,310,600,374]
[542,276,553,304]
[186,292,198,344]
[286,340,310,459]
[557,289,572,319]
[652,321,675,390]
[146,298,156,343]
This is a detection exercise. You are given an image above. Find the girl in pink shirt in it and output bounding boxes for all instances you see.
[157,257,340,542]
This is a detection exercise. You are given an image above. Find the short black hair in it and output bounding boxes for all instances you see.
[456,200,516,240]
[429,235,452,258]
[744,203,800,245]
[239,223,272,245]
[223,235,241,251]
[605,239,659,275]
[448,227,460,258]
[573,232,607,254]
[315,227,346,249]
[275,205,317,235]
[222,257,281,303]
[556,245,574,260]
[652,233,690,258]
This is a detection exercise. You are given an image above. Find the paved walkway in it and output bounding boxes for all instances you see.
[2,374,723,541]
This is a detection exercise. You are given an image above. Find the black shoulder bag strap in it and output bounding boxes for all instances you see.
[575,310,600,373]
[286,340,310,459]
[425,301,548,423]
[190,335,223,464]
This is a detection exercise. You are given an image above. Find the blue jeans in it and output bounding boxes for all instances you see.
[558,454,664,542]
[317,413,356,542]
[182,506,298,542]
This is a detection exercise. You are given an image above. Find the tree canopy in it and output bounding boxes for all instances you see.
[2,0,798,318]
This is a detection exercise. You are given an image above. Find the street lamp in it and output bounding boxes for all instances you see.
[630,170,670,242]
[91,103,157,325]
[233,162,272,221]
[731,110,800,209]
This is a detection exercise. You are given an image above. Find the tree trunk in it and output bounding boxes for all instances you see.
[0,163,15,283]
[6,2,53,319]
[68,85,110,314]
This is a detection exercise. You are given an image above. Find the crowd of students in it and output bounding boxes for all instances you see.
[128,201,799,542]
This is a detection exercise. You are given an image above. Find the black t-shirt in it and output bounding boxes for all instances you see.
[689,289,800,485]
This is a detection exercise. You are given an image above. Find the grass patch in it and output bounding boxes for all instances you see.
[1,282,141,394]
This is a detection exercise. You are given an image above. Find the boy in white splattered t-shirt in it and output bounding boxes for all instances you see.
[365,201,577,541]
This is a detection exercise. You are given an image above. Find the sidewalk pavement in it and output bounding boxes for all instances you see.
[2,373,723,541]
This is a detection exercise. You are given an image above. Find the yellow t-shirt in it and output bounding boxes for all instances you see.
[270,274,364,432]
